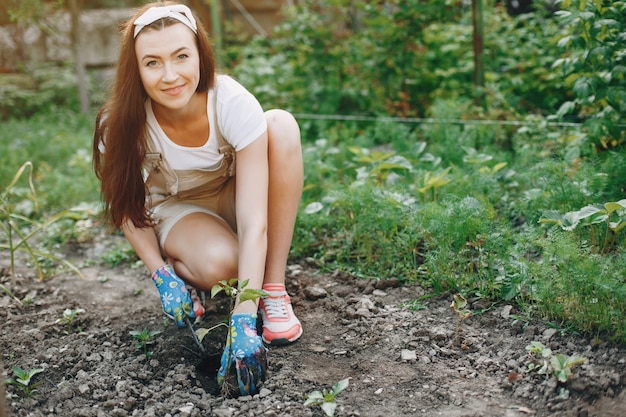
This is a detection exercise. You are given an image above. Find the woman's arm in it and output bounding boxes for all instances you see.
[233,131,269,314]
[122,219,166,274]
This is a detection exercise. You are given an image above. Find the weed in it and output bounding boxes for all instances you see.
[101,242,137,268]
[304,378,350,417]
[525,341,587,383]
[4,365,44,397]
[450,293,472,347]
[55,308,85,334]
[0,162,86,282]
[129,329,162,359]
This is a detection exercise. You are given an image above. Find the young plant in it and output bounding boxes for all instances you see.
[55,308,85,334]
[129,329,162,359]
[206,278,268,395]
[0,161,86,283]
[540,199,626,254]
[450,293,472,347]
[4,365,44,397]
[304,378,350,417]
[417,167,451,203]
[525,341,587,383]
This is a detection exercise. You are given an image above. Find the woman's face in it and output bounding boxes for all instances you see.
[135,23,200,111]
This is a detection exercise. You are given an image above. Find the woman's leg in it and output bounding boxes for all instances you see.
[264,109,303,282]
[164,212,239,292]
[260,109,304,345]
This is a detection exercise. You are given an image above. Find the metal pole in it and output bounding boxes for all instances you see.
[472,0,485,88]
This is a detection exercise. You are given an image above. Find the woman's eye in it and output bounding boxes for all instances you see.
[146,60,158,67]
[177,54,188,61]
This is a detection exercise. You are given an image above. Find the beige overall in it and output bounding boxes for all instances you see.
[142,89,237,249]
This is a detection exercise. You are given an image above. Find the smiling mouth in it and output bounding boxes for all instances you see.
[162,84,185,95]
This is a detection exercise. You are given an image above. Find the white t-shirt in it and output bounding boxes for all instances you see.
[145,75,267,171]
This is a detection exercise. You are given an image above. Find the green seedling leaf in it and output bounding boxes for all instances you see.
[239,289,269,304]
[321,402,337,417]
[211,283,224,298]
[195,327,210,342]
[304,390,324,406]
[331,378,350,396]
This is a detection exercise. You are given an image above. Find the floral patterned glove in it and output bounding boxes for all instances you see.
[218,313,268,396]
[151,264,195,327]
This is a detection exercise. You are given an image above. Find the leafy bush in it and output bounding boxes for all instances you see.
[552,0,626,151]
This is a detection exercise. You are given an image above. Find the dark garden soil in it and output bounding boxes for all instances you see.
[1,233,625,417]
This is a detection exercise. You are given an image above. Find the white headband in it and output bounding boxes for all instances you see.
[133,5,197,38]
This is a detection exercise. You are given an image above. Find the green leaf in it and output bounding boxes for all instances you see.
[560,211,580,231]
[332,378,350,395]
[576,204,605,220]
[195,327,210,342]
[210,284,224,299]
[556,101,576,119]
[605,200,626,214]
[321,401,337,417]
[573,77,593,99]
[304,391,324,406]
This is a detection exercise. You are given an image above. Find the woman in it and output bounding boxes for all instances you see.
[92,1,303,396]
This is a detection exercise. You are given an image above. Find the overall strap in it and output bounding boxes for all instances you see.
[213,81,236,177]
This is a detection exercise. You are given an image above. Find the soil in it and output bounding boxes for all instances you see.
[1,233,625,417]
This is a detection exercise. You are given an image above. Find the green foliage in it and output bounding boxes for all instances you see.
[525,341,587,383]
[4,365,44,397]
[0,111,99,211]
[304,378,350,417]
[0,162,87,281]
[55,307,85,334]
[540,199,626,253]
[551,0,626,151]
[129,329,161,359]
[101,241,138,268]
[0,65,86,119]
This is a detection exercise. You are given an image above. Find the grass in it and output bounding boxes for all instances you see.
[1,103,624,343]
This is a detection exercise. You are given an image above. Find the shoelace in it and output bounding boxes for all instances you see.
[262,293,289,319]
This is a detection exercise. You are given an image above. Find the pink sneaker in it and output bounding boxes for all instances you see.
[259,283,302,345]
[186,285,205,318]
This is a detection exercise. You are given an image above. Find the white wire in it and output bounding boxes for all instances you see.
[229,0,267,36]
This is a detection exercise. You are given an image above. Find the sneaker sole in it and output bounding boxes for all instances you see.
[262,326,303,346]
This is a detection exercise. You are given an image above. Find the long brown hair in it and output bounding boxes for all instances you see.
[93,1,216,229]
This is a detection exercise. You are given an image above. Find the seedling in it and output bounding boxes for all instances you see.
[203,278,268,396]
[55,308,85,333]
[304,378,350,417]
[4,365,44,397]
[450,293,472,347]
[129,329,161,359]
[525,341,587,382]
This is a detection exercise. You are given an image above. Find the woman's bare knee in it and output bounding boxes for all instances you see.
[266,110,300,143]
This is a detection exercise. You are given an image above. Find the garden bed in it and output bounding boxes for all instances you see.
[1,235,625,417]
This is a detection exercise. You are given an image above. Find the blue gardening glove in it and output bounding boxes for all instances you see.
[218,313,268,396]
[151,264,195,327]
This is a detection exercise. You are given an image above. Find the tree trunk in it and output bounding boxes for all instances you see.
[69,0,89,114]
